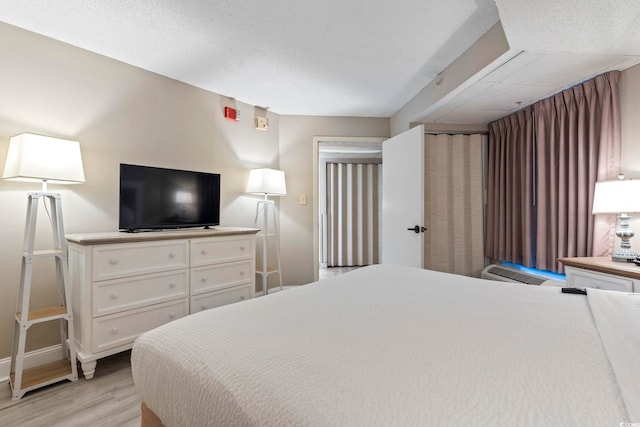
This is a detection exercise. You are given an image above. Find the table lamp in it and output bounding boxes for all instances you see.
[592,174,640,262]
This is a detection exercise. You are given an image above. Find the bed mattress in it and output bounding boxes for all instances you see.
[132,265,639,426]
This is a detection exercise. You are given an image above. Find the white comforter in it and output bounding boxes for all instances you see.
[132,265,639,426]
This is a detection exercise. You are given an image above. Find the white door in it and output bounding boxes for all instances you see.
[382,125,424,267]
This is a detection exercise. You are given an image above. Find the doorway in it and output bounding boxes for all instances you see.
[313,137,386,281]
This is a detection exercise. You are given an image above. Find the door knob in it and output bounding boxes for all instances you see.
[407,225,427,233]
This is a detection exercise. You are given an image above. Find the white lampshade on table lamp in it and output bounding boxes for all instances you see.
[247,168,286,295]
[592,175,640,262]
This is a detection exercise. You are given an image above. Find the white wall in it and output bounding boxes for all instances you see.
[621,64,640,176]
[0,22,280,358]
[619,63,640,254]
[6,17,636,361]
[0,22,390,359]
[390,22,511,136]
[278,116,389,285]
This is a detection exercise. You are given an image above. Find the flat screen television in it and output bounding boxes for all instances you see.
[119,164,220,232]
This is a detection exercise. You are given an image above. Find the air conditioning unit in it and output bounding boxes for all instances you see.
[481,264,565,286]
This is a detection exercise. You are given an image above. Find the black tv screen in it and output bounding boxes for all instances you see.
[119,164,220,231]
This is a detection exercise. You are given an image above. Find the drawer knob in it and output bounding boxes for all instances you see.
[201,305,207,311]
[169,313,176,319]
[169,282,177,289]
[240,296,245,301]
[201,278,207,283]
[110,293,119,300]
[110,327,118,335]
[240,246,245,251]
[168,253,176,259]
[240,271,245,276]
[109,259,118,266]
[201,250,207,255]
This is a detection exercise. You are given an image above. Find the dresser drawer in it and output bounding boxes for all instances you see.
[191,261,252,295]
[93,240,189,281]
[191,236,253,266]
[190,285,252,313]
[91,299,188,353]
[566,267,633,292]
[93,270,188,317]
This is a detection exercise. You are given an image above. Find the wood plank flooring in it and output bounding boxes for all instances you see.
[0,351,140,427]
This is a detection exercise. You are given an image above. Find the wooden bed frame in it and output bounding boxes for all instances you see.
[141,402,165,427]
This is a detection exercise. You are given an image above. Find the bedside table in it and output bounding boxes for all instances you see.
[558,257,640,292]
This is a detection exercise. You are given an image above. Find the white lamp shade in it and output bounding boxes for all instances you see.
[246,168,287,196]
[592,179,640,214]
[3,133,85,184]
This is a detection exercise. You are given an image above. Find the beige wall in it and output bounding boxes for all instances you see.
[0,23,389,360]
[619,63,640,254]
[621,64,640,177]
[0,23,280,359]
[278,116,389,285]
[2,17,637,362]
[390,22,512,136]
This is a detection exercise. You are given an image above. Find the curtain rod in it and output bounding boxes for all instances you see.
[423,131,489,135]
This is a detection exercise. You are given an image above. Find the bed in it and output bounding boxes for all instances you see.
[131,264,639,426]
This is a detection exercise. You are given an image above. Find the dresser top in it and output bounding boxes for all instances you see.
[66,226,260,245]
[558,256,640,281]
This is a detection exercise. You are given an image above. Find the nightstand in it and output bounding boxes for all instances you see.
[558,257,640,292]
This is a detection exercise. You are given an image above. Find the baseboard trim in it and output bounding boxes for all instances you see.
[0,344,63,383]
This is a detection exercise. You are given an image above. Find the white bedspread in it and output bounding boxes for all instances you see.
[132,265,637,426]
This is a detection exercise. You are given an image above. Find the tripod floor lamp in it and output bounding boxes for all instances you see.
[3,133,85,399]
[246,168,286,295]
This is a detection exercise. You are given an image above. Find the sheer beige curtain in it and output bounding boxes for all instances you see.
[326,162,381,267]
[486,71,621,272]
[424,134,485,277]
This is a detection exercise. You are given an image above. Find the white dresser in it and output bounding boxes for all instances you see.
[558,256,640,292]
[67,227,258,379]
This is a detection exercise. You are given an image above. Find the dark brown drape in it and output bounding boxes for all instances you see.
[486,71,621,273]
[486,107,536,267]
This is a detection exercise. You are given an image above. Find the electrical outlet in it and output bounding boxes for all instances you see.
[299,194,307,205]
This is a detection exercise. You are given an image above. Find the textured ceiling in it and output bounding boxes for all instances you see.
[2,1,640,123]
[0,0,499,117]
[411,0,640,125]
[497,0,640,54]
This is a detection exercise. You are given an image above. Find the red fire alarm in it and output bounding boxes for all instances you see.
[224,106,240,121]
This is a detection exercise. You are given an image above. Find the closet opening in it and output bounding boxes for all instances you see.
[312,137,386,281]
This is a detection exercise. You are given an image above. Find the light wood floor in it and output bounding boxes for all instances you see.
[0,351,140,427]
